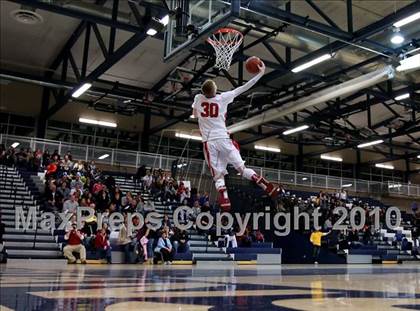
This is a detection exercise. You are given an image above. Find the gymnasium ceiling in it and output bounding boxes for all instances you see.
[0,0,419,171]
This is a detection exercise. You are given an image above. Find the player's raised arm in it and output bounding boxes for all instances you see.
[230,61,265,98]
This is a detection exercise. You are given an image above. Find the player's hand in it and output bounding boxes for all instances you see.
[258,61,265,73]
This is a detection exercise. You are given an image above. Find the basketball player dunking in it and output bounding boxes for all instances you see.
[192,60,280,211]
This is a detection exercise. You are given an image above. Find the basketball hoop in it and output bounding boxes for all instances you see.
[207,28,243,71]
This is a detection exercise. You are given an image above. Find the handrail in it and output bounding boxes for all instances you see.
[0,134,419,198]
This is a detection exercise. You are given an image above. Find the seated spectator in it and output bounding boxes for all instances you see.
[94,227,112,264]
[191,201,201,221]
[142,171,153,191]
[201,201,211,213]
[164,181,177,202]
[146,223,158,263]
[253,229,264,243]
[59,155,72,177]
[63,223,86,264]
[394,230,404,247]
[135,165,147,188]
[155,231,174,264]
[92,180,103,194]
[42,149,50,167]
[221,225,238,248]
[46,161,58,180]
[69,182,82,198]
[45,184,63,212]
[401,238,412,251]
[161,214,172,229]
[73,160,85,174]
[71,173,84,190]
[122,191,133,207]
[63,194,79,214]
[172,229,190,253]
[96,188,110,212]
[135,223,149,263]
[57,181,70,201]
[111,186,123,210]
[88,160,97,175]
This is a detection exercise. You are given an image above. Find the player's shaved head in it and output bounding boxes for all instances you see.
[202,79,217,98]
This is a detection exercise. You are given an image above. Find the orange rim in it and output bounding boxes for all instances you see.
[206,28,243,45]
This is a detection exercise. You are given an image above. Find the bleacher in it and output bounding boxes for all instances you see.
[3,163,417,265]
[52,174,280,264]
[0,165,62,259]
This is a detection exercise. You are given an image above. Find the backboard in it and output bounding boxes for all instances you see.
[164,0,240,61]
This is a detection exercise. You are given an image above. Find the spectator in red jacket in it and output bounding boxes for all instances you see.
[94,227,112,264]
[63,224,86,264]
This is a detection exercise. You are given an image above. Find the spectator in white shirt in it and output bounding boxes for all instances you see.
[63,194,79,214]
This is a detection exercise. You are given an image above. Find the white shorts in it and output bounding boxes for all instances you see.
[203,139,245,179]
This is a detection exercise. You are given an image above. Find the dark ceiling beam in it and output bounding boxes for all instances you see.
[232,55,382,118]
[46,28,152,118]
[262,41,286,66]
[237,82,418,147]
[247,1,353,41]
[10,0,147,33]
[91,24,108,58]
[46,22,87,77]
[151,52,195,93]
[252,1,419,85]
[304,123,420,157]
[0,68,165,107]
[366,151,420,165]
[304,0,341,29]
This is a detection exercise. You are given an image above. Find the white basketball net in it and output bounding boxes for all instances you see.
[207,29,243,71]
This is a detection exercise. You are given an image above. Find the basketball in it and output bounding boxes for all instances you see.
[245,56,263,74]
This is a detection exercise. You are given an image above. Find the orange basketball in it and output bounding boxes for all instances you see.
[245,56,262,74]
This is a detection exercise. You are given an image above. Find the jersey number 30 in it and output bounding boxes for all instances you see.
[201,102,219,118]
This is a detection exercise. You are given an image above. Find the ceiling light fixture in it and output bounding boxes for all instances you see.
[320,154,343,162]
[390,28,404,45]
[394,93,410,101]
[98,154,110,160]
[255,145,281,153]
[291,54,332,73]
[283,125,309,135]
[396,54,420,72]
[175,133,202,141]
[79,117,117,128]
[146,28,158,36]
[357,139,384,148]
[11,142,20,148]
[72,83,92,98]
[160,14,170,26]
[375,163,394,170]
[393,11,420,28]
